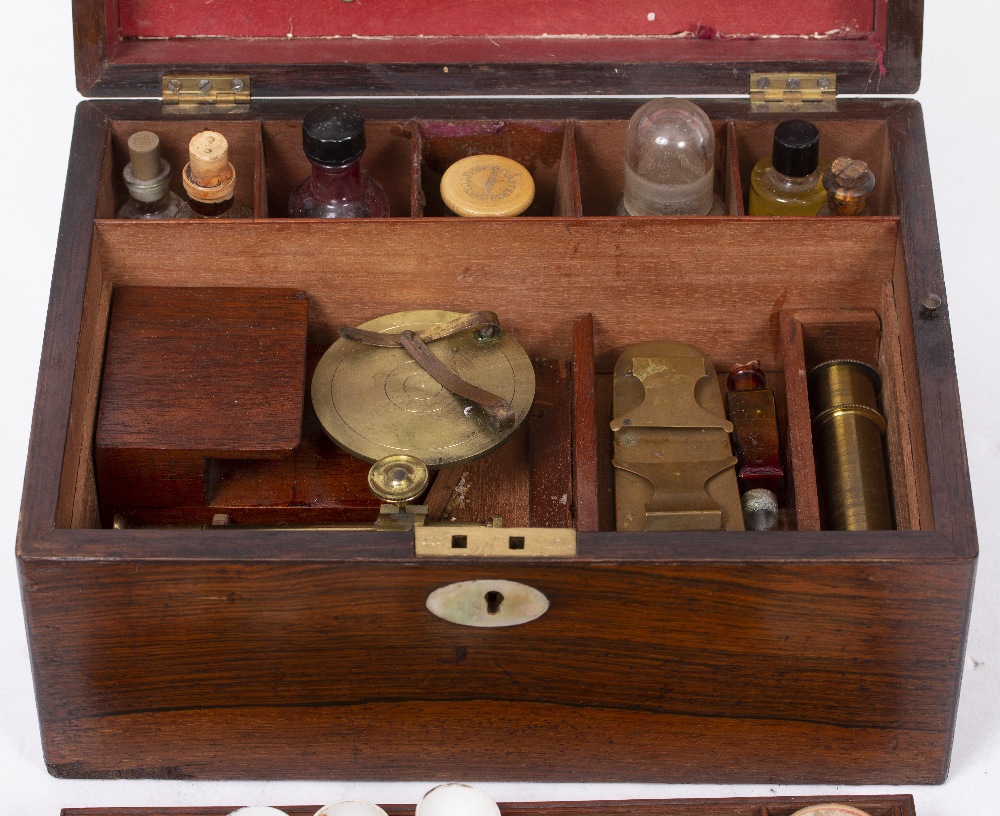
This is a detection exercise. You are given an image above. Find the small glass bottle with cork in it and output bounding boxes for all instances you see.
[175,130,251,219]
[818,156,876,216]
[116,131,181,219]
[288,103,389,218]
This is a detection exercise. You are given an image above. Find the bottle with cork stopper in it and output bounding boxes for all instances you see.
[288,103,389,218]
[116,131,182,219]
[818,156,876,216]
[175,130,251,219]
[748,119,827,216]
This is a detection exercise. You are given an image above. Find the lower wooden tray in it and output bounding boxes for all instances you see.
[62,797,917,816]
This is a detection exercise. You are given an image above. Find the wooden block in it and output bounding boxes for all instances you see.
[97,286,308,457]
[96,286,309,518]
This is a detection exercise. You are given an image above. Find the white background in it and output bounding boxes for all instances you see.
[1,3,997,816]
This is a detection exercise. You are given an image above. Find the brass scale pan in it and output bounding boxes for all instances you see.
[311,310,535,469]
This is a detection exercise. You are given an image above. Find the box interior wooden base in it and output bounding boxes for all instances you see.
[18,99,976,784]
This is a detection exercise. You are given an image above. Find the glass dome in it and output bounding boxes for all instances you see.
[622,98,717,216]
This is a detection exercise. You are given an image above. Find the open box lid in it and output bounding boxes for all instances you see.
[75,0,920,98]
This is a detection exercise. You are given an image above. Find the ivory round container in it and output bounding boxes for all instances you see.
[416,784,502,816]
[228,808,293,816]
[314,803,391,816]
[789,805,872,816]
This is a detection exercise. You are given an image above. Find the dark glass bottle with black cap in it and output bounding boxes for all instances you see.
[288,103,389,218]
[748,119,827,216]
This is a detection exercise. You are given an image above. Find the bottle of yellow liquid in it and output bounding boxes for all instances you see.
[749,119,826,216]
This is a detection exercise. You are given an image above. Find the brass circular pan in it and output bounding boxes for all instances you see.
[311,310,535,467]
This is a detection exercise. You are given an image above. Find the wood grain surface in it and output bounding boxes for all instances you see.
[25,555,973,781]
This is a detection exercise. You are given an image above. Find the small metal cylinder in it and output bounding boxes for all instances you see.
[808,360,893,531]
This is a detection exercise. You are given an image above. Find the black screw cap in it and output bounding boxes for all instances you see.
[302,103,366,166]
[772,119,820,178]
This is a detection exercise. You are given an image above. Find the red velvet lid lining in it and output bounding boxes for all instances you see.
[118,0,876,40]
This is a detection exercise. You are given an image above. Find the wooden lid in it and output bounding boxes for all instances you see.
[440,155,535,218]
[74,0,921,97]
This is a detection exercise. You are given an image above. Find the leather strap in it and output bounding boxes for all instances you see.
[339,312,515,433]
[339,311,501,348]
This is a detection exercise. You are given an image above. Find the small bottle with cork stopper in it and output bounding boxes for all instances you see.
[818,156,876,216]
[749,119,827,216]
[288,103,389,218]
[175,130,251,219]
[116,131,182,219]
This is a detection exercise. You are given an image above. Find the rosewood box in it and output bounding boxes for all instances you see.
[17,0,976,784]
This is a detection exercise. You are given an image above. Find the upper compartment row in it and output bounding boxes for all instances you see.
[101,115,899,220]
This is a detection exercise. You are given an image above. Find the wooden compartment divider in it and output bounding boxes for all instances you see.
[571,313,600,531]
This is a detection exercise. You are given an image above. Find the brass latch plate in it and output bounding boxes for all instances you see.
[415,526,576,557]
[750,73,836,113]
[162,74,251,105]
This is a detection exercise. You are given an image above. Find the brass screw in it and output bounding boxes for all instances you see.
[166,79,182,93]
[198,79,213,93]
[919,293,943,317]
[230,78,245,92]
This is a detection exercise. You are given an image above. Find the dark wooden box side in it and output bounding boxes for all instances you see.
[25,556,973,782]
[72,0,922,97]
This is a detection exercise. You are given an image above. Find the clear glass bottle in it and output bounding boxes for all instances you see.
[817,156,876,216]
[618,98,725,215]
[288,103,389,218]
[116,131,182,219]
[175,130,252,219]
[749,119,827,216]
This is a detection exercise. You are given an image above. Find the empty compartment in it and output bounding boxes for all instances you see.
[414,120,580,217]
[261,118,414,218]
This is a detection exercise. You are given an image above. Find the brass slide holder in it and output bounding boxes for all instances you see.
[808,359,892,531]
[611,342,744,531]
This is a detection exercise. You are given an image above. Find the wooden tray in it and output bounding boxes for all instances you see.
[62,798,918,816]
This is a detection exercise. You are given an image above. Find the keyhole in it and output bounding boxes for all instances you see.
[485,590,504,615]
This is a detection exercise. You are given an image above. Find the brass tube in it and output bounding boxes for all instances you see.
[808,360,893,531]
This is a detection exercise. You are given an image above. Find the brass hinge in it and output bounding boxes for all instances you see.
[162,74,251,105]
[415,526,577,557]
[749,72,837,113]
